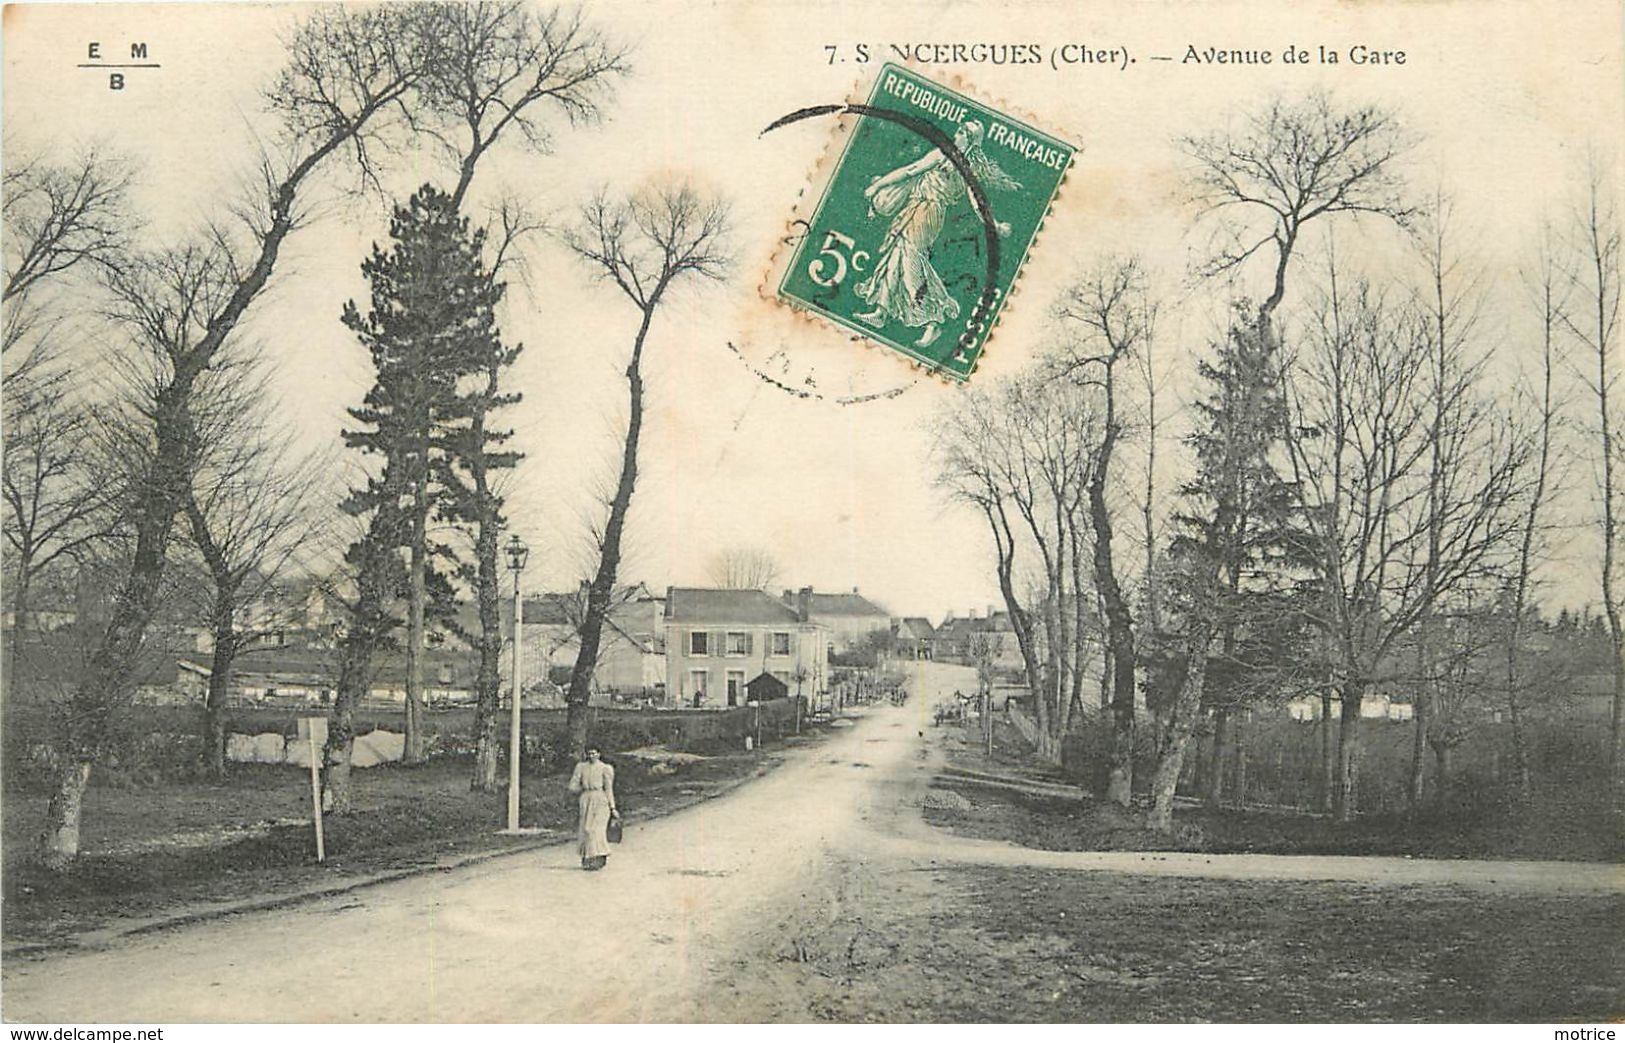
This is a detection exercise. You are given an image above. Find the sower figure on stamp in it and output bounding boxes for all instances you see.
[854,119,1020,349]
[569,747,618,871]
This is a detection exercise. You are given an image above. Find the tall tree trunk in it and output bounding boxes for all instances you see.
[1581,189,1623,805]
[1148,631,1211,832]
[1431,739,1454,795]
[324,504,399,814]
[1098,645,1114,711]
[184,497,244,780]
[204,596,238,780]
[1205,706,1229,808]
[566,304,657,759]
[1408,669,1429,810]
[1334,680,1365,822]
[40,380,196,867]
[325,641,365,814]
[39,761,92,870]
[987,506,1043,756]
[469,444,503,792]
[1506,690,1532,800]
[1319,691,1336,813]
[1091,412,1136,805]
[403,460,428,765]
[8,566,33,703]
[1232,711,1248,808]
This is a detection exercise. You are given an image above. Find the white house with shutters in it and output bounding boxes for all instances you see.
[663,587,829,709]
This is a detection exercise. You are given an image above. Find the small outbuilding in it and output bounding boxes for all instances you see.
[745,672,790,703]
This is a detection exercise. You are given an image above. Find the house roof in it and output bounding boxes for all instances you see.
[934,613,1013,640]
[667,588,806,625]
[517,584,662,626]
[521,593,577,627]
[896,617,937,639]
[785,590,890,618]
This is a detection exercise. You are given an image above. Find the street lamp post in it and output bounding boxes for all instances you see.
[504,533,530,833]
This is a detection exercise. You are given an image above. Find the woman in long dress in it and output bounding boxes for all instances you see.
[853,119,1020,349]
[568,747,618,871]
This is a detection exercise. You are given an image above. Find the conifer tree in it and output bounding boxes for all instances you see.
[1147,307,1312,830]
[325,185,507,809]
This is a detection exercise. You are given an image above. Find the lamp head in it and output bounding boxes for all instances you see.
[505,533,530,574]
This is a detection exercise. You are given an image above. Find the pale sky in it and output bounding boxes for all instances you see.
[4,0,1622,619]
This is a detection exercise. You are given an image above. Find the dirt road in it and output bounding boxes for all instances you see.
[5,690,1619,1023]
[1,705,931,1022]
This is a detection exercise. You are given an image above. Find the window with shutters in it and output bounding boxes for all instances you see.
[726,631,749,656]
[689,631,709,656]
[771,631,791,656]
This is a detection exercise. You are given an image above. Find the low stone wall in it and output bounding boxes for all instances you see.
[3,697,808,785]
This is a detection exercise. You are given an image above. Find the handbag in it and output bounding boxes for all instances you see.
[606,815,623,844]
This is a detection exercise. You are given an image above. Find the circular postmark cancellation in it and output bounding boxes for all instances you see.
[745,63,1077,399]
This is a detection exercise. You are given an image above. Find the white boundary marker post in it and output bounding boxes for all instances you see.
[306,722,325,863]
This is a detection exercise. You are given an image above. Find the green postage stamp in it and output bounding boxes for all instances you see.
[775,64,1076,382]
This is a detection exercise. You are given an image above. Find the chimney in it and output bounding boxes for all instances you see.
[782,589,794,602]
[944,609,955,621]
[987,604,996,620]
[969,607,980,619]
[797,586,813,622]
[665,586,674,620]
[852,586,860,595]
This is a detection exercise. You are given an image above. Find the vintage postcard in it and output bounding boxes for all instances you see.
[2,0,1622,1033]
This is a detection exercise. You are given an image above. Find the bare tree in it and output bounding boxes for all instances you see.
[1182,91,1415,327]
[2,361,115,692]
[1284,266,1530,822]
[36,5,433,869]
[1406,195,1491,809]
[934,383,1052,756]
[1564,165,1624,802]
[424,1,628,210]
[3,148,133,357]
[2,147,131,695]
[1501,228,1568,799]
[1051,258,1155,804]
[707,547,781,591]
[934,370,1100,764]
[559,182,732,757]
[180,356,331,779]
[1415,599,1501,791]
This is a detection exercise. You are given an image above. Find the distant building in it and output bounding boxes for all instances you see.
[892,617,937,660]
[1286,691,1415,722]
[666,587,829,709]
[931,607,1023,671]
[511,583,665,700]
[779,586,890,654]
